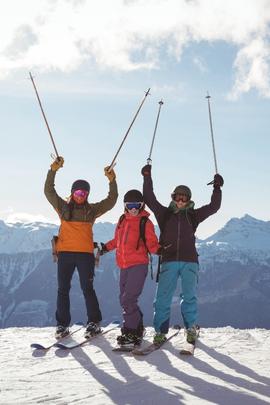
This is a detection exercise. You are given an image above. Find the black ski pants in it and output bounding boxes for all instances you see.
[56,252,102,326]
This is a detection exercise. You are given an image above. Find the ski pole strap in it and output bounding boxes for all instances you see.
[149,254,153,280]
[51,236,58,263]
[156,256,161,283]
[94,242,101,267]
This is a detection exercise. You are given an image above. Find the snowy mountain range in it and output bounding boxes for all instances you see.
[0,215,270,329]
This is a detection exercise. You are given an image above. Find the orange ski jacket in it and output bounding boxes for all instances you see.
[44,170,118,253]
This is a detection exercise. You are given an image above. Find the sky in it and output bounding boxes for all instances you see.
[0,0,270,239]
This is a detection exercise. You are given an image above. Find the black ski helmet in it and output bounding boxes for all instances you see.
[124,189,143,202]
[71,179,90,193]
[172,185,192,200]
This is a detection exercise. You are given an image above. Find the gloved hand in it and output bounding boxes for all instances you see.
[50,156,64,171]
[156,246,164,256]
[213,174,224,188]
[99,242,109,256]
[141,164,152,177]
[156,244,172,255]
[104,166,116,182]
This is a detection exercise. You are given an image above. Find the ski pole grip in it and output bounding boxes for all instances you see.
[108,162,116,172]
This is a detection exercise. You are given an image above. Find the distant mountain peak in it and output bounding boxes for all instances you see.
[204,214,270,251]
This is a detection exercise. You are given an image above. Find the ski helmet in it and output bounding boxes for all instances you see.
[71,179,90,193]
[172,185,192,200]
[124,189,143,202]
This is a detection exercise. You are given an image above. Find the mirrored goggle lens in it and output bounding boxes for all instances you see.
[125,202,143,210]
[171,193,189,202]
[73,189,88,198]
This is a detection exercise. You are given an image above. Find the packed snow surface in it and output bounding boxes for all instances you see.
[1,326,270,404]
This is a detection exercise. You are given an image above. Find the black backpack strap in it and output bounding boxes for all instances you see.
[136,216,149,250]
[117,214,126,228]
[136,217,155,280]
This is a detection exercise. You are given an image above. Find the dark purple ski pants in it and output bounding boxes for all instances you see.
[119,263,148,330]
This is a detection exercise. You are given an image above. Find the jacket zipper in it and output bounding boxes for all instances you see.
[176,215,181,261]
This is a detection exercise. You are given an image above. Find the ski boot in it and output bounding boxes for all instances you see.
[84,322,101,338]
[116,333,142,348]
[55,325,70,339]
[186,325,198,345]
[153,333,167,345]
[180,325,200,355]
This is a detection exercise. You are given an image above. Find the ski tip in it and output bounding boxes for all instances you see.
[132,348,148,355]
[30,343,47,350]
[54,343,70,350]
[111,320,121,325]
[112,347,135,353]
[172,324,181,330]
[179,350,194,356]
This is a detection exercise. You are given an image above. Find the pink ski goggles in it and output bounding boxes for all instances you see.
[73,189,89,199]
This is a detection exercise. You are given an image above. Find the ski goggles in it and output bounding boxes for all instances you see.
[171,193,189,203]
[73,189,89,199]
[124,202,143,210]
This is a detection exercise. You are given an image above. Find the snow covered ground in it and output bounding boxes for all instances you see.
[1,326,270,405]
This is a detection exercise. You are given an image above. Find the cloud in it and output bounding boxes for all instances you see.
[192,56,208,73]
[0,207,58,224]
[229,38,270,99]
[1,0,270,97]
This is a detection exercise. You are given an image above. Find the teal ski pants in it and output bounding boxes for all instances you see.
[153,261,199,333]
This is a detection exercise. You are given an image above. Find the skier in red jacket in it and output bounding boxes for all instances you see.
[101,189,160,346]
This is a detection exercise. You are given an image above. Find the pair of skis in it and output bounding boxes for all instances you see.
[30,322,119,351]
[31,324,199,355]
[113,326,199,356]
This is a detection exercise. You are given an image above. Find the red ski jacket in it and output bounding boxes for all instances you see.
[105,210,160,269]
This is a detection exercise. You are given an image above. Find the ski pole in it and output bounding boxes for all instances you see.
[108,88,151,171]
[29,72,60,158]
[147,100,164,165]
[206,92,218,185]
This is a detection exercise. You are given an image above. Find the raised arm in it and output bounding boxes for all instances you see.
[91,166,118,219]
[195,174,223,223]
[141,165,167,222]
[44,157,66,214]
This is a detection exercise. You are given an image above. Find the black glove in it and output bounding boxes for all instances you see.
[213,174,224,188]
[156,246,164,256]
[99,242,109,256]
[156,244,172,256]
[141,164,152,177]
